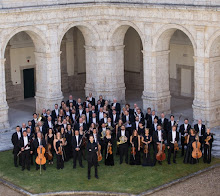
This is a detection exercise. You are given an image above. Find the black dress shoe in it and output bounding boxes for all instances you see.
[73,166,76,169]
[158,161,162,165]
[95,175,99,179]
[15,164,18,167]
[173,160,176,164]
[88,176,91,180]
[22,168,25,171]
[168,162,171,165]
[27,168,30,171]
[43,167,46,170]
[80,165,84,168]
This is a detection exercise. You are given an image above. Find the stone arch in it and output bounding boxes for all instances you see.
[58,22,99,47]
[153,24,197,53]
[205,29,220,58]
[109,21,145,46]
[0,26,48,57]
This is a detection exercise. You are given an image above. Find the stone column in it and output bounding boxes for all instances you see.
[0,58,10,129]
[35,51,63,113]
[142,50,171,114]
[84,45,126,103]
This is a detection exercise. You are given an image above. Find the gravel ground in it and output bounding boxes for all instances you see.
[0,167,219,196]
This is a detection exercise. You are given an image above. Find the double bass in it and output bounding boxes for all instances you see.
[36,146,46,174]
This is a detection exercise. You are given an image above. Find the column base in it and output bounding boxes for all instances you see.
[142,92,171,115]
[0,103,10,129]
[35,94,64,114]
[193,100,220,128]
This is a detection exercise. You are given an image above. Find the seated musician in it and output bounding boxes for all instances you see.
[19,130,31,171]
[87,135,99,179]
[203,128,214,164]
[167,125,179,164]
[31,131,46,170]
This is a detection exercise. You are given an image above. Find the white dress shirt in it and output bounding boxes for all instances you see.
[172,131,176,143]
[158,130,162,142]
[17,132,21,140]
[23,136,30,150]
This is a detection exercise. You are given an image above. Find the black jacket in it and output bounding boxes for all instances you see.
[11,132,22,153]
[194,124,206,136]
[72,135,83,150]
[87,142,98,165]
[167,131,179,146]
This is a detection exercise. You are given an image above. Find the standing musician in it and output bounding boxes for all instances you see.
[11,126,22,167]
[87,135,99,179]
[179,118,191,156]
[194,119,206,151]
[31,131,46,170]
[167,126,179,164]
[104,129,114,166]
[153,124,166,165]
[203,128,214,164]
[54,132,65,170]
[117,125,129,164]
[167,115,176,133]
[19,130,31,171]
[72,130,84,168]
[45,128,55,165]
[129,129,141,165]
[142,128,153,166]
[158,112,168,135]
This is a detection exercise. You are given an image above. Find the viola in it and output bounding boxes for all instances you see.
[156,140,166,161]
[192,140,202,159]
[98,144,102,162]
[174,142,179,151]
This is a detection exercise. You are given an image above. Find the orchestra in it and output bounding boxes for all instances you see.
[11,93,215,179]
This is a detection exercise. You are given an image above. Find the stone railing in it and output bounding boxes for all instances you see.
[0,0,220,9]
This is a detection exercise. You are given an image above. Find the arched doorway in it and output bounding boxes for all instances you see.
[124,27,143,106]
[60,26,87,101]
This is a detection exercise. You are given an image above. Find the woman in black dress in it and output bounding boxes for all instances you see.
[54,132,65,169]
[45,128,55,165]
[142,128,153,166]
[104,129,114,166]
[130,129,141,165]
[184,129,197,164]
[203,128,214,164]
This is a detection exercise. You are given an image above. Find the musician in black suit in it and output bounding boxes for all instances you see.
[167,126,179,164]
[117,125,129,164]
[179,119,191,156]
[19,130,31,171]
[27,121,34,135]
[44,116,54,131]
[194,119,206,151]
[122,110,135,124]
[153,124,166,165]
[85,108,92,128]
[31,131,46,170]
[135,109,145,126]
[158,112,168,135]
[88,93,95,106]
[74,117,87,131]
[66,95,76,107]
[31,113,38,128]
[98,95,105,107]
[150,117,159,136]
[75,98,83,111]
[167,115,176,133]
[52,104,59,122]
[87,135,99,179]
[11,126,22,167]
[110,109,119,125]
[145,107,152,128]
[72,130,84,168]
[111,99,121,113]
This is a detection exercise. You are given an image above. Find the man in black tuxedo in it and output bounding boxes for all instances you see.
[31,113,38,128]
[66,95,76,107]
[31,131,46,170]
[179,118,191,156]
[117,125,129,164]
[135,108,145,126]
[11,126,22,167]
[72,130,84,168]
[88,93,95,106]
[76,104,85,120]
[52,104,59,123]
[167,115,176,133]
[153,124,166,165]
[20,123,27,133]
[87,135,99,179]
[85,108,92,128]
[145,107,152,128]
[95,100,102,112]
[19,130,31,171]
[76,98,83,111]
[98,95,105,107]
[150,117,159,136]
[74,117,87,131]
[110,109,119,126]
[38,121,47,136]
[44,116,54,132]
[158,112,168,135]
[194,119,206,151]
[167,126,179,164]
[27,120,34,135]
[111,99,121,113]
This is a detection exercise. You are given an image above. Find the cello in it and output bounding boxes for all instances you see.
[36,146,46,174]
[45,143,53,161]
[156,133,166,162]
[192,136,202,159]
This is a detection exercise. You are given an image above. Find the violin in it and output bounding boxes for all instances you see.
[106,142,113,159]
[192,140,202,159]
[144,143,149,154]
[156,139,166,161]
[45,143,53,161]
[174,142,179,151]
[57,145,63,155]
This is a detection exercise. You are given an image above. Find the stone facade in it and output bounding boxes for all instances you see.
[0,1,220,128]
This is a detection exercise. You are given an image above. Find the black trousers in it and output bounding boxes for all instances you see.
[203,144,212,163]
[167,144,177,163]
[56,154,64,169]
[73,150,83,167]
[88,163,98,177]
[21,150,30,170]
[181,136,187,156]
[119,145,128,164]
[14,149,21,166]
[199,136,204,152]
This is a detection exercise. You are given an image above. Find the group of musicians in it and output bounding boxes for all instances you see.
[11,93,214,179]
